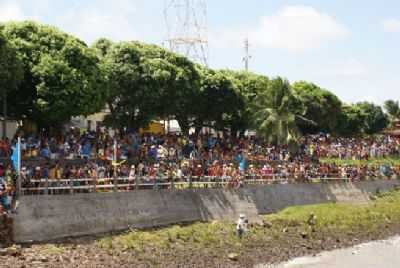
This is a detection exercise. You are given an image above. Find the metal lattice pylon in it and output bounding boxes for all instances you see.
[164,0,209,66]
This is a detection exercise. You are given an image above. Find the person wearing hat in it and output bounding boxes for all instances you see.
[236,214,248,239]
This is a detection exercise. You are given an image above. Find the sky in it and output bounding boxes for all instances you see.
[0,0,399,105]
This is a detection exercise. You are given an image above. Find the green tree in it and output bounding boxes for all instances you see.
[0,30,23,138]
[357,102,389,135]
[337,102,389,136]
[1,21,106,129]
[384,100,400,126]
[193,68,244,134]
[92,38,114,58]
[222,70,269,134]
[101,41,200,132]
[336,105,365,136]
[251,77,304,147]
[292,81,342,134]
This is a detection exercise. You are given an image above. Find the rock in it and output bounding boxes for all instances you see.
[228,252,239,261]
[282,228,288,233]
[262,220,273,228]
[39,255,49,262]
[0,245,23,256]
[0,248,7,256]
[300,231,308,239]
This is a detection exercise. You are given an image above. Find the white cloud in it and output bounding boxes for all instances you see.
[324,58,370,78]
[0,0,24,22]
[382,18,400,33]
[0,0,140,44]
[55,0,140,44]
[211,6,349,52]
[251,6,349,51]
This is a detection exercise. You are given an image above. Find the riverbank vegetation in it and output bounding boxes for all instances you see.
[320,156,400,166]
[93,189,400,267]
[3,190,400,267]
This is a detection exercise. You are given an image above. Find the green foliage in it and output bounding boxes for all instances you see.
[337,102,389,136]
[192,68,245,133]
[0,21,390,137]
[0,29,23,111]
[384,100,400,125]
[320,156,400,166]
[292,81,342,134]
[1,21,106,127]
[222,70,270,134]
[251,77,303,147]
[357,102,389,134]
[101,41,200,131]
[97,190,400,256]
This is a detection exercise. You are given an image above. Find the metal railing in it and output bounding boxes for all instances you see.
[20,173,379,195]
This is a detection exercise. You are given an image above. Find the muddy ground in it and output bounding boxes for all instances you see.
[1,222,399,268]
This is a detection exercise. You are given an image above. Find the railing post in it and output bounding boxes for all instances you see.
[135,176,139,190]
[113,172,118,192]
[188,175,193,189]
[170,175,175,190]
[93,176,97,193]
[70,177,74,195]
[44,178,49,195]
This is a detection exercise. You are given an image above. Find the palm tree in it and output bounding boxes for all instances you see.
[384,100,400,126]
[251,77,306,148]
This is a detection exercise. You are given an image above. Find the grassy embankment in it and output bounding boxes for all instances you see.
[320,156,400,166]
[97,190,400,259]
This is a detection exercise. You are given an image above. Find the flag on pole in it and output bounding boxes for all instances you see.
[11,137,21,173]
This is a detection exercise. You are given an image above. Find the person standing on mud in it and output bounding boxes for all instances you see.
[236,214,248,239]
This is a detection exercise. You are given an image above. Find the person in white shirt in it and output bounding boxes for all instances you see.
[236,214,248,239]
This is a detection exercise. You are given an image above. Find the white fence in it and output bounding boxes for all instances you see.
[21,174,356,195]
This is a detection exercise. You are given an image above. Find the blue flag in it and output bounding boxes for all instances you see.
[10,138,21,173]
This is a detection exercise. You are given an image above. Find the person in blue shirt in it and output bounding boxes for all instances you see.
[81,141,92,159]
[40,146,50,159]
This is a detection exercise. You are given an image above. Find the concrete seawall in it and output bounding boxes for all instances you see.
[13,180,400,243]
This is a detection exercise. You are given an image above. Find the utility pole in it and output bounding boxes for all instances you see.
[243,38,251,72]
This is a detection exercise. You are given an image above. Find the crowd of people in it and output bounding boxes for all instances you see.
[0,128,400,212]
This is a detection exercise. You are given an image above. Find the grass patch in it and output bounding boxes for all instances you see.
[97,190,400,253]
[320,156,400,166]
[40,244,66,255]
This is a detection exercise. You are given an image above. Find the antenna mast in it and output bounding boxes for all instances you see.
[243,38,251,71]
[164,0,209,66]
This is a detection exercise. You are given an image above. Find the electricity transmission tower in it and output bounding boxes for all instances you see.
[164,0,209,66]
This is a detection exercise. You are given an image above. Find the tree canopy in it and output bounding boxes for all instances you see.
[1,21,106,127]
[251,77,304,147]
[0,21,393,138]
[0,29,23,112]
[337,102,389,136]
[384,100,400,125]
[292,81,342,134]
[99,41,200,132]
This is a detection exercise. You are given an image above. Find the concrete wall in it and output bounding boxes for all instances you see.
[13,180,400,243]
[0,120,18,139]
